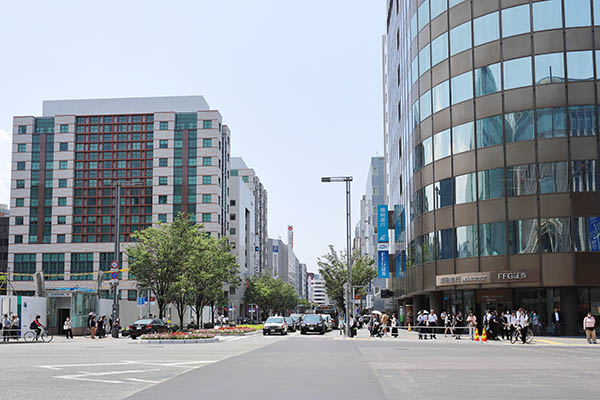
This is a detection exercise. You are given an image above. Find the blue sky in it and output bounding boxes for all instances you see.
[0,0,385,272]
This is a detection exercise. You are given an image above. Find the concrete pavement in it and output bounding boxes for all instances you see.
[2,328,599,400]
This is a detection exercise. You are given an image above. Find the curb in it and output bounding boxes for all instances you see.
[130,337,220,344]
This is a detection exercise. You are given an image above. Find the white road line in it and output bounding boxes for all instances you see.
[39,362,135,370]
[126,378,161,384]
[123,360,217,368]
[55,369,161,385]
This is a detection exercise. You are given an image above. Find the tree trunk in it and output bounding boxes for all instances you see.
[210,302,215,325]
[175,298,186,331]
[157,298,166,320]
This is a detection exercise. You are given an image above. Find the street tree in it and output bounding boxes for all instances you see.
[317,245,376,313]
[245,274,299,316]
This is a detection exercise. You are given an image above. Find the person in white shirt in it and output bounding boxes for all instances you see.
[517,307,529,344]
[428,310,438,339]
[417,311,428,340]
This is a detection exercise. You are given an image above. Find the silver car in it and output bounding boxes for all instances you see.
[263,317,288,335]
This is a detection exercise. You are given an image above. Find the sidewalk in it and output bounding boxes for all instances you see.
[341,327,598,347]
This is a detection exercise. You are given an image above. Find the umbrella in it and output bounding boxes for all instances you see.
[371,310,383,315]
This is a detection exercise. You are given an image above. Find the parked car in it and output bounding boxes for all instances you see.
[300,314,326,335]
[285,317,297,332]
[263,317,288,335]
[128,319,170,339]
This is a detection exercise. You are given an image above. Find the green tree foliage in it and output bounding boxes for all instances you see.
[317,245,376,312]
[128,214,240,328]
[244,274,299,316]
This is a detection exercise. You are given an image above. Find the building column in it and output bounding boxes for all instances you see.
[560,287,578,336]
[412,294,425,325]
[429,291,443,315]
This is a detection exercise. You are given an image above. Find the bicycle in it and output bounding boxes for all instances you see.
[23,326,53,343]
[510,325,533,344]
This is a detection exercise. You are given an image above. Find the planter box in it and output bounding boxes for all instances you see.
[133,337,220,344]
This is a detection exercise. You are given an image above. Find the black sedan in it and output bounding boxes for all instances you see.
[300,314,327,335]
[128,319,170,339]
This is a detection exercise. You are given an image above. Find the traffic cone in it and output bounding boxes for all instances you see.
[474,328,479,341]
[482,327,487,342]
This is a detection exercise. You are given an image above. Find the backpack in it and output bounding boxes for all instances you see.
[30,321,37,329]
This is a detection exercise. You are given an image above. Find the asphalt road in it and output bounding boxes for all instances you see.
[2,329,599,400]
[126,329,600,400]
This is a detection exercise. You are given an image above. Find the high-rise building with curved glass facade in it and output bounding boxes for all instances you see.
[385,0,600,335]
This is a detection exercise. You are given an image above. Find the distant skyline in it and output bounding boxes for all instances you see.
[0,1,385,272]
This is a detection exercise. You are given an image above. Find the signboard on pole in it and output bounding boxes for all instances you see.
[377,250,389,278]
[111,260,119,281]
[377,205,388,242]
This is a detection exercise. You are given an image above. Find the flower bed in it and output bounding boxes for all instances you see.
[192,325,263,336]
[140,331,216,340]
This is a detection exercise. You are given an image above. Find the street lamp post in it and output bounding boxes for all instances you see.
[111,179,143,338]
[321,176,353,337]
[111,181,122,338]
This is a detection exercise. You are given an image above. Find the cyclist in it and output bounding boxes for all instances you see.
[30,315,44,339]
[517,307,529,344]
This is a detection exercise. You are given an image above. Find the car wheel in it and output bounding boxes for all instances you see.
[263,331,267,336]
[301,330,305,335]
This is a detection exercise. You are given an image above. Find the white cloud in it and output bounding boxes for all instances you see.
[0,129,12,207]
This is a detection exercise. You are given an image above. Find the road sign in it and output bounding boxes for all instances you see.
[110,271,119,280]
[111,261,119,269]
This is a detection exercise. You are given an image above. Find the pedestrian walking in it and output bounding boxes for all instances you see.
[1,314,10,342]
[454,311,464,340]
[552,307,562,336]
[531,311,542,336]
[500,311,509,340]
[443,310,453,337]
[583,312,597,344]
[417,310,428,340]
[391,314,398,338]
[11,314,20,340]
[381,313,389,336]
[88,314,97,339]
[63,317,73,339]
[466,311,477,340]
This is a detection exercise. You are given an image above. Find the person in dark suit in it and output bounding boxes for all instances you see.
[552,307,562,336]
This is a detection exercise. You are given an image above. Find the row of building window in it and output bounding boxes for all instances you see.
[408,216,599,266]
[413,105,598,171]
[414,51,599,122]
[410,161,598,219]
[12,252,129,281]
[411,0,600,46]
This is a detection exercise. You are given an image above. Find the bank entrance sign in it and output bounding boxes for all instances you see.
[436,271,538,287]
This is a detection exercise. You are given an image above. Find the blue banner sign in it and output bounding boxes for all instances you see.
[377,205,389,242]
[394,251,404,278]
[589,216,600,252]
[395,250,406,278]
[378,250,389,279]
